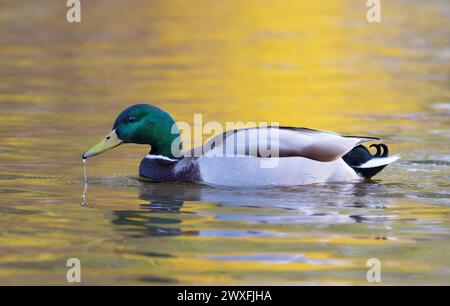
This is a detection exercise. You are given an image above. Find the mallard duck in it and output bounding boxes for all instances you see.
[82,104,399,186]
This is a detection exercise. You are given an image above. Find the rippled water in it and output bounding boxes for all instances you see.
[0,0,449,285]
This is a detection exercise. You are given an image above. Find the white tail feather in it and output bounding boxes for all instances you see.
[356,155,400,169]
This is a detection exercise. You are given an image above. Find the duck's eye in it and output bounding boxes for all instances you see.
[127,117,137,123]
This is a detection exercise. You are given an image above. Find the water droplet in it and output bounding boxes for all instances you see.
[82,158,88,207]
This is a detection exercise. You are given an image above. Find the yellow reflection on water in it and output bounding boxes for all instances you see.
[0,0,449,285]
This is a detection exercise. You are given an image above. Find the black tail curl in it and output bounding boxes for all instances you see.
[369,144,389,158]
[342,144,390,179]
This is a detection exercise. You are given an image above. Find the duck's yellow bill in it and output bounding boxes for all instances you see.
[82,129,123,159]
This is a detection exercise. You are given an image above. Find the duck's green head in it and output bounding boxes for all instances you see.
[82,104,181,159]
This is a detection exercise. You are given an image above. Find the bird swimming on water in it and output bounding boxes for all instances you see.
[82,104,399,186]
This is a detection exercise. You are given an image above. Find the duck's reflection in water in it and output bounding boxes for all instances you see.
[111,183,197,237]
[111,180,394,238]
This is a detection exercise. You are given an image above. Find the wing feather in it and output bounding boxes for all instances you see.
[187,126,379,162]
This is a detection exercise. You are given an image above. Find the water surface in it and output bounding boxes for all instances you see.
[0,0,449,285]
